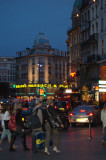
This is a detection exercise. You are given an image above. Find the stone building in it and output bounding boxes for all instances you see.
[16,33,68,98]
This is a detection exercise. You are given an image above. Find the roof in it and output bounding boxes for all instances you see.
[74,0,83,9]
[33,33,51,48]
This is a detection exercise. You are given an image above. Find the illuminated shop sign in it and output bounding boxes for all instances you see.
[99,80,106,92]
[99,80,106,85]
[37,88,46,96]
[65,89,72,93]
[13,84,69,89]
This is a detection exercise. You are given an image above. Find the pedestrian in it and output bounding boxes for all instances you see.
[0,105,11,150]
[9,103,29,151]
[32,98,43,153]
[101,101,106,146]
[44,99,64,155]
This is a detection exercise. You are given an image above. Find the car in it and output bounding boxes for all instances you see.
[69,105,101,127]
[0,99,10,105]
[54,101,70,114]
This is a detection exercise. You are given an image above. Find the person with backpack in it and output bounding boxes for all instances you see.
[0,105,11,150]
[44,99,64,155]
[32,98,43,153]
[9,103,29,151]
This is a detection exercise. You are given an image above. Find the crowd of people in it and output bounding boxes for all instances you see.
[0,98,64,155]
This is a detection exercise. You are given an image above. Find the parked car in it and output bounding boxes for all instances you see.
[69,105,101,127]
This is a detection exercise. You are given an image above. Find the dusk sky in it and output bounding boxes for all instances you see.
[0,0,75,57]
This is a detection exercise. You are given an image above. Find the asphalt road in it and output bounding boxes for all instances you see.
[0,125,106,160]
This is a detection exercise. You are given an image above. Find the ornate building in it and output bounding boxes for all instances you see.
[66,0,82,90]
[16,33,68,98]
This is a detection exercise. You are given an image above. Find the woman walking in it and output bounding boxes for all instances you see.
[101,101,106,146]
[0,105,11,150]
[9,103,29,151]
[44,99,64,155]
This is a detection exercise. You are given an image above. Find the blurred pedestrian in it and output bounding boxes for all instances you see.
[44,99,64,155]
[101,101,106,146]
[9,103,29,151]
[32,98,43,153]
[0,105,11,150]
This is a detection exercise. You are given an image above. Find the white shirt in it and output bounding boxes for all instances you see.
[3,111,11,121]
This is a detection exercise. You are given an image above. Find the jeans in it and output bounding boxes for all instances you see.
[1,126,11,141]
[103,127,106,141]
[9,126,28,150]
[45,122,60,149]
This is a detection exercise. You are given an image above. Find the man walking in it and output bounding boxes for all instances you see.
[32,98,43,153]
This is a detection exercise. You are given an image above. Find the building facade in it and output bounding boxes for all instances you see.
[0,57,16,83]
[67,0,106,102]
[16,33,68,99]
[66,0,82,90]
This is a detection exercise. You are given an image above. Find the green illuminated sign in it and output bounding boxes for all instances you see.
[37,87,46,96]
[13,85,16,88]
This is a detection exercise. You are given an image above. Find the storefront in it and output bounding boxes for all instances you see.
[13,83,69,100]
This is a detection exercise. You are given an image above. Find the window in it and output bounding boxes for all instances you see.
[96,23,98,33]
[101,0,103,9]
[38,57,45,64]
[32,57,35,65]
[48,58,51,65]
[92,25,94,34]
[102,40,104,55]
[32,68,35,74]
[48,67,51,74]
[101,18,103,32]
[92,7,94,20]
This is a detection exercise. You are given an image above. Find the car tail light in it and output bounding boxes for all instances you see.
[86,113,94,116]
[66,106,69,109]
[23,108,28,111]
[54,106,57,109]
[70,113,76,116]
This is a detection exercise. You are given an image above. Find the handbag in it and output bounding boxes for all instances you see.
[46,108,60,129]
[36,132,53,150]
[8,114,18,131]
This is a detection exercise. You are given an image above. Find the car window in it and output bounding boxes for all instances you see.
[74,106,93,112]
[54,101,66,107]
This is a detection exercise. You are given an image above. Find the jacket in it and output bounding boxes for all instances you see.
[43,105,62,127]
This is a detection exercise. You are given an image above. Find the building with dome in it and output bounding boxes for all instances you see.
[15,33,67,99]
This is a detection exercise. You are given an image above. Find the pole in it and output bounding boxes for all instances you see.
[39,64,40,98]
[88,116,92,140]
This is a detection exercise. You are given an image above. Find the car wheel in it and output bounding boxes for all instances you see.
[71,123,76,127]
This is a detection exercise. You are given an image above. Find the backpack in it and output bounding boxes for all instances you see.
[8,114,18,131]
[26,108,41,129]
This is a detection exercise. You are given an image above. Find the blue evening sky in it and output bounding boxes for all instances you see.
[0,0,75,57]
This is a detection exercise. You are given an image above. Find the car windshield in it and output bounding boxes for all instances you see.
[54,101,66,108]
[74,106,93,112]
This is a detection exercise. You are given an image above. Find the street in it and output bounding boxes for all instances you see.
[0,125,106,160]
